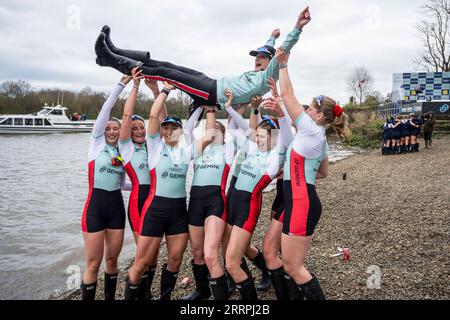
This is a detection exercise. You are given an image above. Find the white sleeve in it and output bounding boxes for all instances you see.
[294,112,323,137]
[146,133,163,168]
[278,116,294,150]
[92,82,125,138]
[266,149,284,179]
[183,143,195,164]
[183,107,203,145]
[293,113,326,159]
[225,139,237,165]
[118,139,135,166]
[226,106,251,136]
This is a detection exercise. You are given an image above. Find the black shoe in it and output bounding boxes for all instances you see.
[236,277,258,300]
[95,32,143,75]
[160,263,178,300]
[102,25,151,63]
[137,271,149,300]
[284,273,304,300]
[124,276,140,300]
[180,260,211,300]
[249,249,271,292]
[104,273,118,301]
[209,274,229,300]
[268,267,289,300]
[81,281,97,301]
[225,271,237,298]
[298,274,326,300]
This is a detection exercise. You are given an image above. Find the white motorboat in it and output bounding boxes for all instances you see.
[0,104,94,134]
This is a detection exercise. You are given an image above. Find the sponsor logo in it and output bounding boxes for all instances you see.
[197,164,220,170]
[162,153,169,157]
[169,173,186,179]
[440,104,449,113]
[139,163,148,170]
[294,158,301,187]
[162,171,169,179]
[99,166,107,173]
[241,169,256,179]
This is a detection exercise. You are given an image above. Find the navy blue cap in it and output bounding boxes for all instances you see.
[249,45,276,59]
[161,116,182,128]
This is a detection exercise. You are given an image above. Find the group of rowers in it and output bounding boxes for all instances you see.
[81,6,351,301]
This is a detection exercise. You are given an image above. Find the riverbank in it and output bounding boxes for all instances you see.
[64,137,450,300]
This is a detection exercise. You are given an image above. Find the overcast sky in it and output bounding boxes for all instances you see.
[0,0,426,105]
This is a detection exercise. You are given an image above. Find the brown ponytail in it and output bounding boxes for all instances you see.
[310,96,351,141]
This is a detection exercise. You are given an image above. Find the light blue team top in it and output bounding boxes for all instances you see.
[216,27,303,107]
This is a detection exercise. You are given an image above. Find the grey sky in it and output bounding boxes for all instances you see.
[0,0,426,105]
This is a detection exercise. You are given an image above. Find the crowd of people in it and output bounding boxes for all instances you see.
[381,112,436,155]
[79,7,352,301]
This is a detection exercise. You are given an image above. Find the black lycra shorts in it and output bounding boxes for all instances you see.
[188,186,226,227]
[227,189,262,234]
[82,188,126,233]
[139,196,188,237]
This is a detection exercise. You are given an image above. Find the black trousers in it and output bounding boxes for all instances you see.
[140,59,218,106]
[423,132,433,141]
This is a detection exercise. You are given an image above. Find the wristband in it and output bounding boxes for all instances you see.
[161,88,171,96]
[207,109,216,114]
[253,109,260,115]
[279,64,288,69]
[133,85,139,90]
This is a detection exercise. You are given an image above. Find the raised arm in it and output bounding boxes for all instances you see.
[184,107,203,146]
[249,96,263,131]
[262,7,311,81]
[196,106,217,154]
[144,78,168,121]
[147,83,175,136]
[93,75,131,138]
[224,89,252,136]
[276,48,306,125]
[263,96,294,148]
[119,67,144,142]
[266,28,280,47]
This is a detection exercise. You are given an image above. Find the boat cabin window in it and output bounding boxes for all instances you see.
[25,119,33,125]
[0,118,12,125]
[14,118,24,125]
[34,119,43,126]
[44,119,51,126]
[50,110,63,115]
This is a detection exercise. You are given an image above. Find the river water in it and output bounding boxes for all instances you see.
[0,123,357,300]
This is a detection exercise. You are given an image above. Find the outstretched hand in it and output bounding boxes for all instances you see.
[162,81,176,91]
[267,77,279,98]
[271,28,281,39]
[224,89,234,107]
[120,74,133,86]
[275,47,289,65]
[262,97,284,117]
[296,6,311,30]
[131,67,144,87]
[144,78,160,94]
[250,96,263,109]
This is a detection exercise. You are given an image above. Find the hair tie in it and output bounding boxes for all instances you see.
[333,105,344,117]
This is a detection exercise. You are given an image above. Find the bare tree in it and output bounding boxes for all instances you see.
[415,0,450,72]
[347,67,374,106]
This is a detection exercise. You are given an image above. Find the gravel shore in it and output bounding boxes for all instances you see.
[65,137,450,300]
